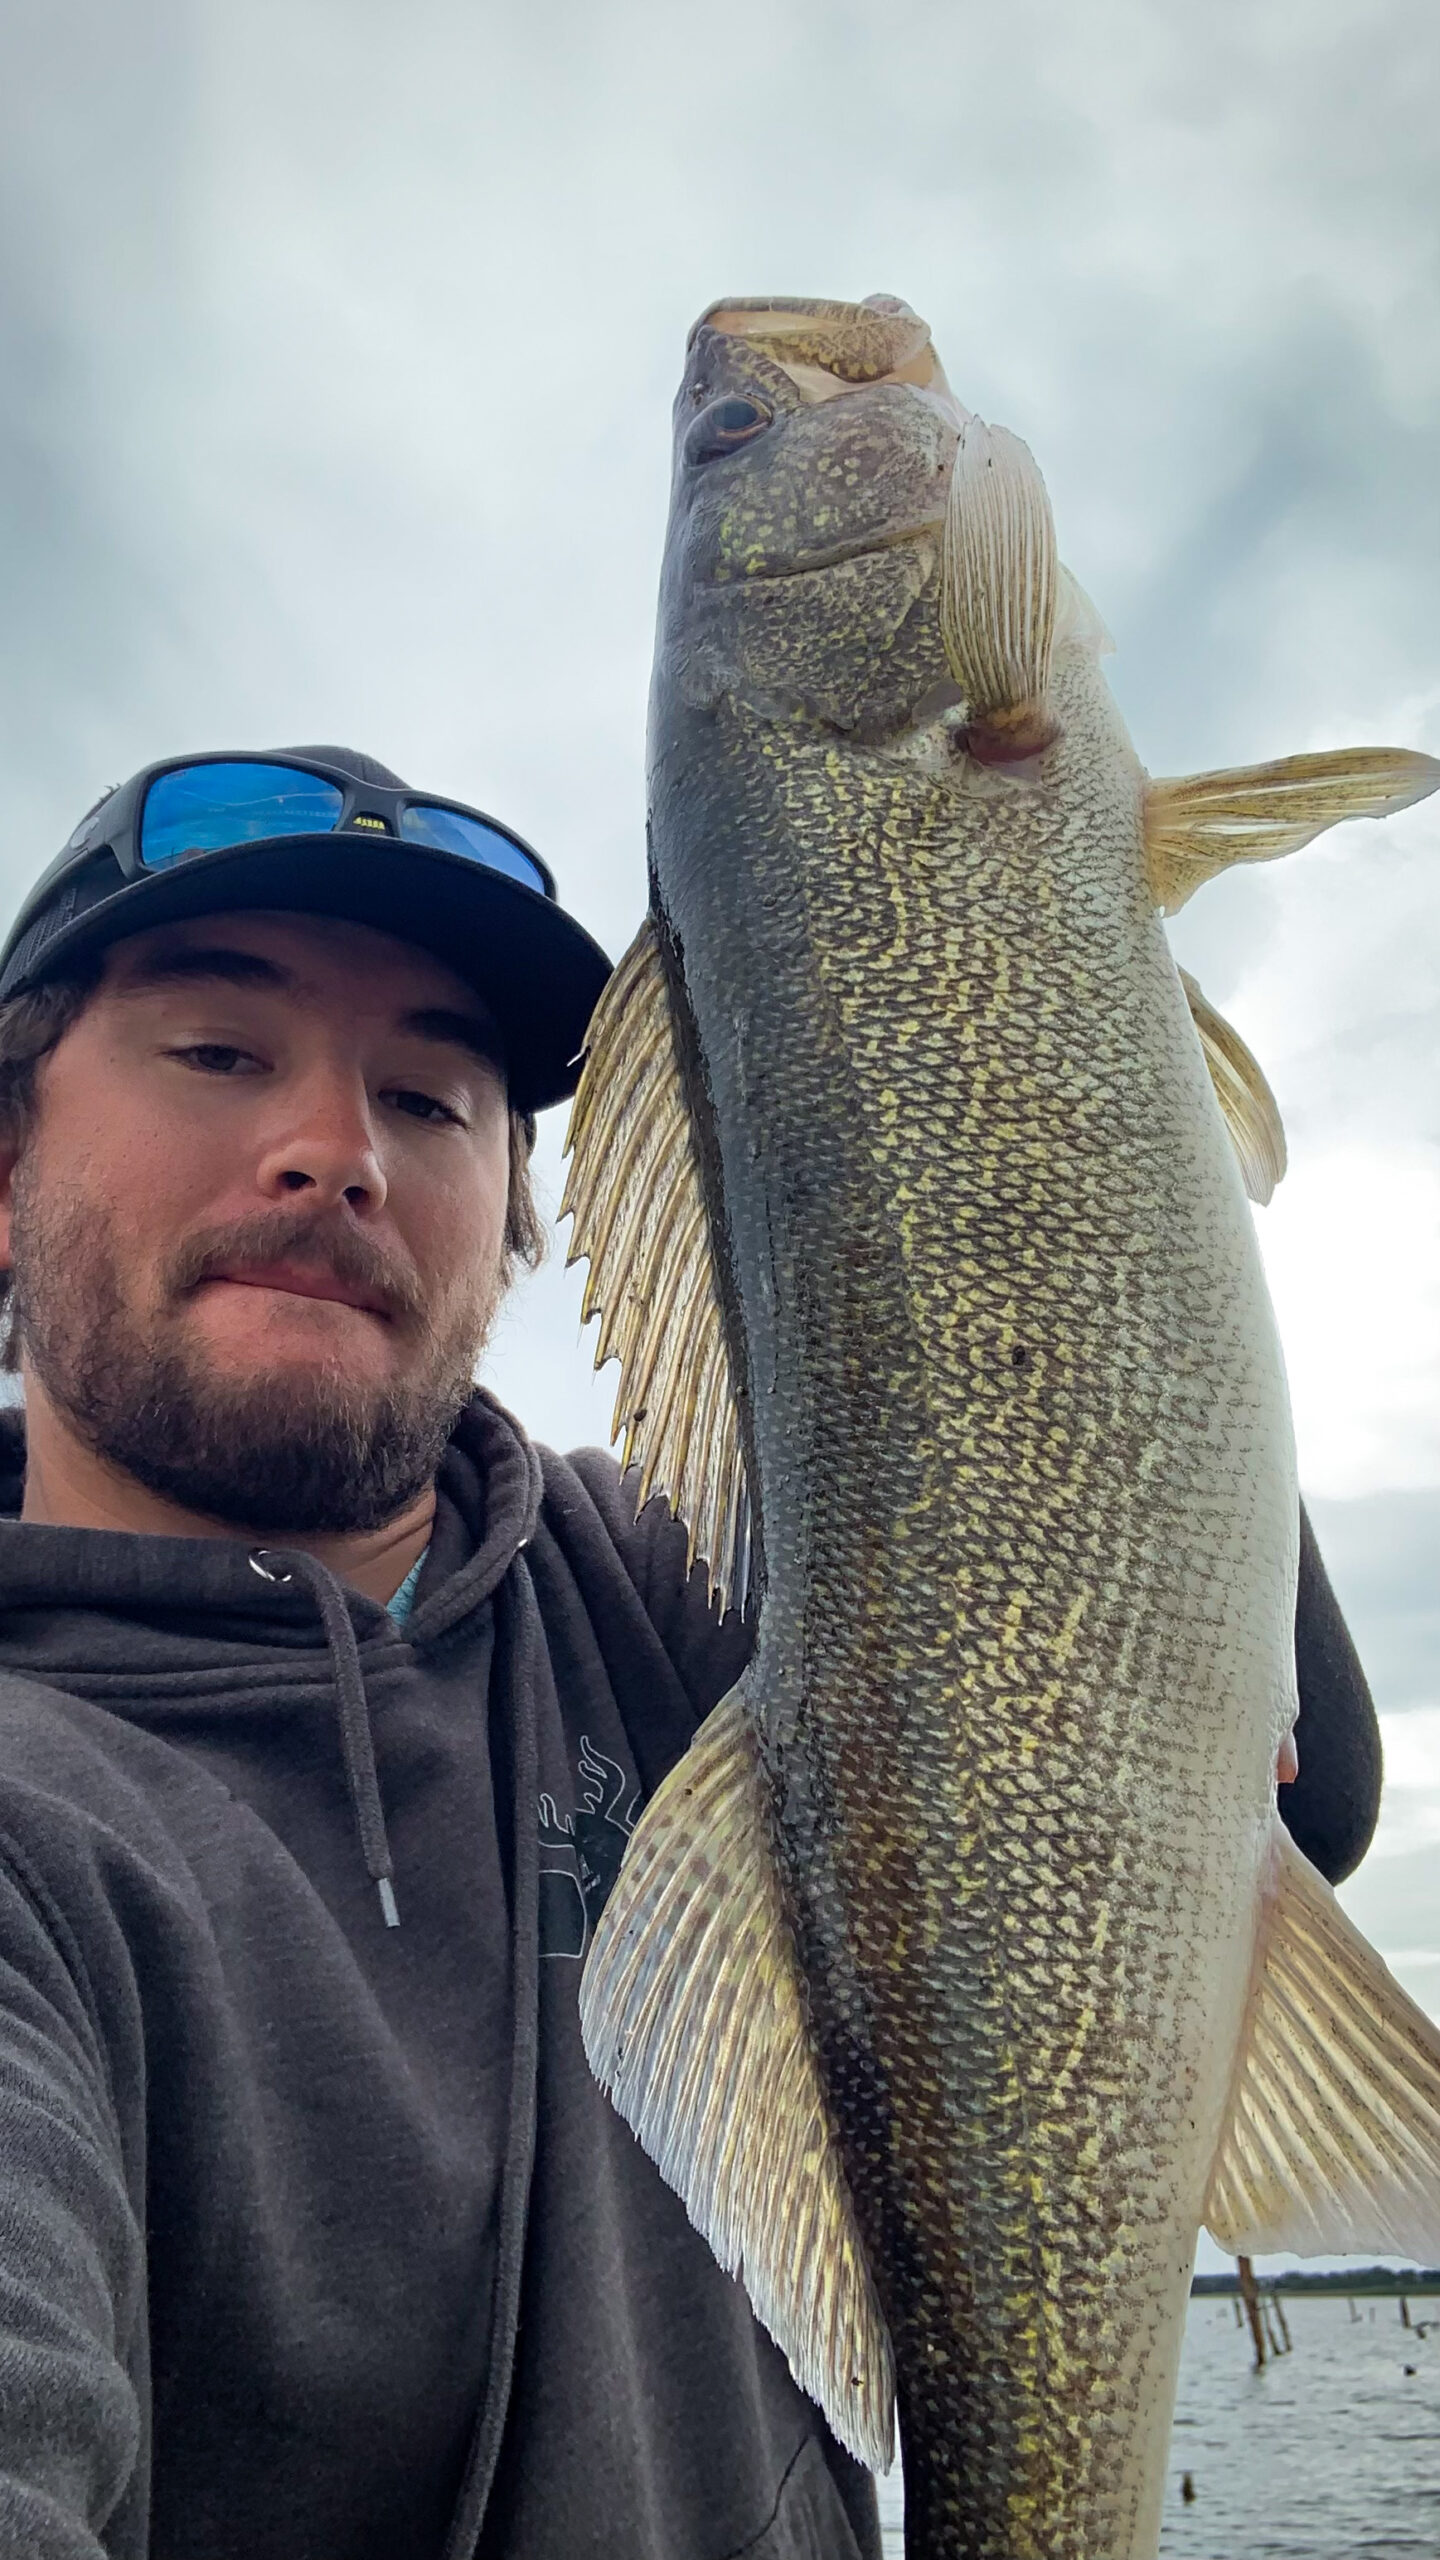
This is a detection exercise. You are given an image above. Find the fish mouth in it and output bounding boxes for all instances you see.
[693,294,959,409]
[739,520,945,582]
[692,295,957,580]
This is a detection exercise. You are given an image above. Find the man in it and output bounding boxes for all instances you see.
[0,745,1380,2560]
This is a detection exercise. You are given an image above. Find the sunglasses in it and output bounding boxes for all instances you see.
[95,755,553,901]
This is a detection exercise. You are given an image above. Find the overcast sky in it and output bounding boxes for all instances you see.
[2,0,1437,2272]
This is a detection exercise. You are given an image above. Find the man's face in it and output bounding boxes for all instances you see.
[0,909,516,1534]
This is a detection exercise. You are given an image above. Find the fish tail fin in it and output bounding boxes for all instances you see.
[940,418,1059,763]
[1205,1822,1440,2261]
[578,1686,896,2471]
[1144,747,1440,914]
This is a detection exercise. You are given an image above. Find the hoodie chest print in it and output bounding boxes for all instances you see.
[537,1736,641,1960]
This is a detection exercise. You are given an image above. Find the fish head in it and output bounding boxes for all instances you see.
[658,296,967,739]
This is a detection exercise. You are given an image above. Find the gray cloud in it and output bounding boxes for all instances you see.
[4,0,1436,890]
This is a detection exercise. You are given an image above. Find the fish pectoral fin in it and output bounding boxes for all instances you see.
[1144,746,1440,915]
[560,914,752,1616]
[940,417,1059,761]
[578,1686,897,2473]
[1179,970,1286,1205]
[1204,1822,1440,2261]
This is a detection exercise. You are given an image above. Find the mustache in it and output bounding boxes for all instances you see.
[164,1211,429,1328]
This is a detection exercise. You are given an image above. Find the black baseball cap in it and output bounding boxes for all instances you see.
[0,746,614,1114]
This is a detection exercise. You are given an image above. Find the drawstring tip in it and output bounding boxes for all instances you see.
[377,1876,401,1929]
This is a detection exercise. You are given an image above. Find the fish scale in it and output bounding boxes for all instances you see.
[650,658,1280,2553]
[569,296,1440,2558]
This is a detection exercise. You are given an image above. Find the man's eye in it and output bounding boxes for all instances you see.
[172,1044,260,1074]
[384,1087,466,1127]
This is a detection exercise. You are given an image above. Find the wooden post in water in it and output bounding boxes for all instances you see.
[1400,2294,1411,2329]
[1271,2291,1292,2354]
[1236,2256,1267,2368]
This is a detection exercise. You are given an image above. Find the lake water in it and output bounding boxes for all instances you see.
[875,2292,1440,2555]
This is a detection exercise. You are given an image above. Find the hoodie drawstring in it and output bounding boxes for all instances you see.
[249,1535,544,2560]
[440,1560,541,2560]
[248,1548,401,1928]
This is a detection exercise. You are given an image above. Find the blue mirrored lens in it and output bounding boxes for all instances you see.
[400,804,547,895]
[140,763,345,869]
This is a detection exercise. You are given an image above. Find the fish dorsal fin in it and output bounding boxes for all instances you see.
[1204,1823,1440,2262]
[1145,747,1440,915]
[561,917,751,1614]
[578,1686,896,2471]
[1179,969,1286,1205]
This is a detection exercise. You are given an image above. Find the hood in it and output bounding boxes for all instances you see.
[0,1385,541,1625]
[0,1386,544,1924]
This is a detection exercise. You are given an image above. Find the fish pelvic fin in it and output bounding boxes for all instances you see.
[560,917,752,1617]
[578,1687,897,2473]
[940,417,1059,763]
[1144,746,1440,915]
[1179,969,1286,1205]
[1204,1821,1440,2263]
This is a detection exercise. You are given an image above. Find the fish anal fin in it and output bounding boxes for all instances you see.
[1204,1823,1440,2262]
[941,418,1059,762]
[1145,747,1440,915]
[578,1688,896,2472]
[1179,969,1286,1205]
[561,918,752,1616]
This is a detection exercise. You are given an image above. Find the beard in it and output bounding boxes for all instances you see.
[8,1174,507,1536]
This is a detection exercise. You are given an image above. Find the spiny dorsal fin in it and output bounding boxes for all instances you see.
[561,917,751,1615]
[1180,969,1286,1206]
[579,1687,896,2472]
[1204,1822,1440,2262]
[940,418,1059,761]
[1145,747,1440,915]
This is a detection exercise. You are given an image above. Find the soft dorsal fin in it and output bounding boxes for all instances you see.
[1145,746,1440,914]
[579,1686,896,2471]
[561,917,751,1615]
[1205,1823,1440,2261]
[1179,969,1286,1205]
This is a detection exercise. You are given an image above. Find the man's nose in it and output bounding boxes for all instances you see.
[253,1071,389,1214]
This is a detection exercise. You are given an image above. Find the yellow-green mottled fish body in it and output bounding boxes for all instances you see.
[569,298,1440,2557]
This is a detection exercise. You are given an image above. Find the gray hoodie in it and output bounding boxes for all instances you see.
[0,1392,1377,2558]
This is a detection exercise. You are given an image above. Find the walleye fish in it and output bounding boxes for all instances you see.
[563,293,1440,2558]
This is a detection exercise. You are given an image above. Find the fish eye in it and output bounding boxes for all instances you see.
[684,396,774,466]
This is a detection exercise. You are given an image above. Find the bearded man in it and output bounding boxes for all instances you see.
[0,747,1380,2560]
